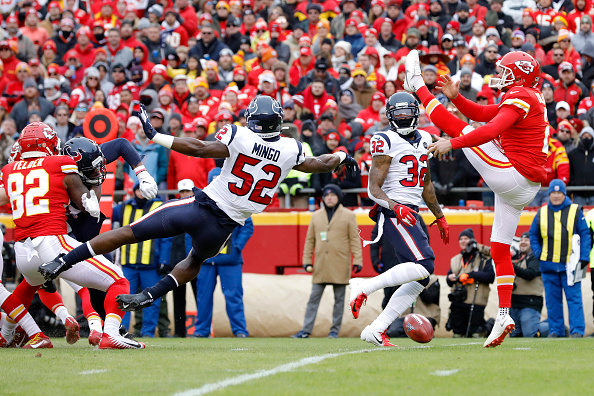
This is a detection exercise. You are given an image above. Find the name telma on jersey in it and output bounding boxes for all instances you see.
[252,142,281,162]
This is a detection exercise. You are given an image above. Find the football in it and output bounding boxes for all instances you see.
[403,314,434,343]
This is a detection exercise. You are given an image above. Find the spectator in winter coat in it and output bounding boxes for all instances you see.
[571,15,593,54]
[188,24,229,62]
[343,19,365,58]
[355,92,385,133]
[4,14,36,62]
[568,127,594,205]
[104,28,133,67]
[10,78,55,131]
[554,62,588,115]
[349,67,377,109]
[49,18,77,64]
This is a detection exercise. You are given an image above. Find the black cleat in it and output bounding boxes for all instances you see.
[38,254,70,281]
[116,291,154,312]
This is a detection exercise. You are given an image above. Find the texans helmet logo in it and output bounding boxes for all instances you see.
[514,60,534,75]
[64,146,82,162]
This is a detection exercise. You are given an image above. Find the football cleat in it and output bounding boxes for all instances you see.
[361,326,396,347]
[116,291,154,312]
[88,330,103,346]
[484,314,515,348]
[0,333,10,347]
[22,333,53,349]
[64,317,80,345]
[404,49,423,92]
[99,333,145,349]
[10,326,28,348]
[349,278,367,319]
[38,254,70,281]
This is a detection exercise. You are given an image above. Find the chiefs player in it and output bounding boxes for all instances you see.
[404,50,548,348]
[0,123,145,349]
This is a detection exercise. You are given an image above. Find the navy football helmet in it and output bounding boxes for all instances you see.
[63,137,106,186]
[245,96,284,139]
[386,92,420,136]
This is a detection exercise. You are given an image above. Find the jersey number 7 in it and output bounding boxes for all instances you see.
[228,154,282,205]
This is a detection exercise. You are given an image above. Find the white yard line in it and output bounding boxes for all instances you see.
[173,348,388,396]
[79,369,109,375]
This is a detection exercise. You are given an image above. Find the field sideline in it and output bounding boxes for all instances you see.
[2,337,591,395]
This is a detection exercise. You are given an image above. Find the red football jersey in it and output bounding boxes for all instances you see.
[497,86,548,183]
[2,156,79,241]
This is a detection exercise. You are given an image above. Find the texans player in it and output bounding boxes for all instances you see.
[39,96,359,315]
[349,92,450,347]
[404,49,547,347]
[0,123,145,349]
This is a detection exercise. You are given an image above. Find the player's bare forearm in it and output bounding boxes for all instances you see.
[422,169,443,219]
[368,155,396,209]
[293,154,341,173]
[171,137,230,158]
[64,174,91,211]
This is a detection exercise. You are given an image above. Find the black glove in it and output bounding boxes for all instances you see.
[372,262,383,273]
[159,264,172,276]
[303,264,313,273]
[132,103,157,139]
[352,264,362,273]
[335,154,358,178]
[580,260,589,269]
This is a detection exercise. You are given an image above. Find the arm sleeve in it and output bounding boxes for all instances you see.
[514,255,540,280]
[450,107,523,150]
[446,268,456,287]
[452,94,500,122]
[100,138,142,167]
[529,212,543,260]
[577,211,591,261]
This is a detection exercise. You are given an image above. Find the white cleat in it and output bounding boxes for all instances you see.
[483,314,515,348]
[349,278,367,319]
[99,333,145,349]
[361,325,396,347]
[404,49,423,92]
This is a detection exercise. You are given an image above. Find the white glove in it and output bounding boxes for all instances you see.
[135,166,158,199]
[81,190,100,221]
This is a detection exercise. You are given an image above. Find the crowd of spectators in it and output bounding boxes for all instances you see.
[1,0,594,207]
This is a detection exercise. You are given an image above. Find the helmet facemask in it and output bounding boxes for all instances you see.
[488,62,515,90]
[387,106,419,136]
[79,155,107,186]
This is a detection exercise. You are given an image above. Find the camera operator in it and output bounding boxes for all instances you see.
[447,228,495,337]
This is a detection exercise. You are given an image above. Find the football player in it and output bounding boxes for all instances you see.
[0,123,145,349]
[39,96,359,313]
[404,49,548,347]
[349,92,450,347]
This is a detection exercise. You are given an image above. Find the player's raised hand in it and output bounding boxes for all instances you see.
[430,216,450,244]
[132,104,157,139]
[392,203,417,227]
[135,166,158,199]
[435,75,460,100]
[427,138,453,157]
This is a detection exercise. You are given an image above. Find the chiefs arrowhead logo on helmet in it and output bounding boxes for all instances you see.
[514,60,535,75]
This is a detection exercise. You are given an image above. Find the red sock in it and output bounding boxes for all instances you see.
[491,242,515,308]
[12,279,40,309]
[77,287,101,321]
[37,289,66,313]
[104,278,130,319]
[1,292,30,323]
[416,86,467,138]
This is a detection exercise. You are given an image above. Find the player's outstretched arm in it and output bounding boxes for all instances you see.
[437,75,499,122]
[294,152,358,176]
[367,155,397,210]
[422,167,449,244]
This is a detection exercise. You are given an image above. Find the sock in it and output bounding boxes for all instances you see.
[77,288,102,332]
[416,86,466,138]
[372,282,425,331]
[63,242,94,267]
[12,279,40,309]
[144,274,179,300]
[498,307,510,320]
[411,74,425,91]
[360,262,429,296]
[0,292,42,338]
[37,289,70,323]
[491,241,515,309]
[103,278,129,336]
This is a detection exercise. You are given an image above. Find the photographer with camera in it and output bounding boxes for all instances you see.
[446,228,495,337]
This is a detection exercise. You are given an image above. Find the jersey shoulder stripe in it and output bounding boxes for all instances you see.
[228,124,238,145]
[295,140,303,165]
[61,165,78,174]
[375,132,392,149]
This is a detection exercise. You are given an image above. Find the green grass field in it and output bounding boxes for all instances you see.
[2,337,591,396]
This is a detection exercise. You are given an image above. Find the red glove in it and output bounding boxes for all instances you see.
[392,204,417,227]
[430,216,450,244]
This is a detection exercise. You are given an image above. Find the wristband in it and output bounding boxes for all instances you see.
[152,134,174,149]
[335,151,346,163]
[134,165,147,176]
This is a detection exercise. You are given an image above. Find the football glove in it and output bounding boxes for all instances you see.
[334,151,359,178]
[81,190,100,220]
[135,166,158,199]
[132,104,157,139]
[430,216,450,244]
[392,203,417,227]
[352,264,362,273]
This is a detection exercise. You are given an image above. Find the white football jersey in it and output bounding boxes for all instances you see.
[369,129,433,207]
[203,125,306,224]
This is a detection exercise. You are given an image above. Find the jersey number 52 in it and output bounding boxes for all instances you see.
[228,154,282,205]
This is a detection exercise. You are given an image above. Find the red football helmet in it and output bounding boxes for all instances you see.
[489,51,540,90]
[8,141,21,163]
[18,122,61,159]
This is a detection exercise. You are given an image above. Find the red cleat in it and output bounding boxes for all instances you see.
[22,333,53,349]
[64,317,80,345]
[361,325,397,347]
[349,278,367,319]
[99,333,145,349]
[11,326,28,348]
[88,330,103,346]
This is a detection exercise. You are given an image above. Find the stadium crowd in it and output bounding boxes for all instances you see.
[0,0,592,207]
